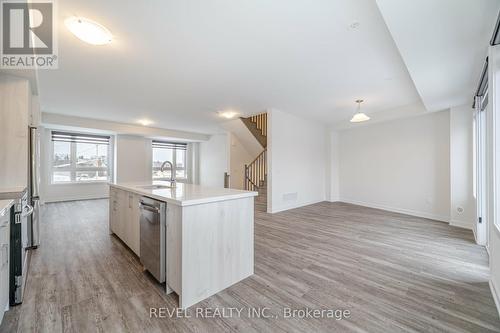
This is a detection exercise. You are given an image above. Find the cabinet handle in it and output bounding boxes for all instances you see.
[21,204,34,218]
[140,205,160,213]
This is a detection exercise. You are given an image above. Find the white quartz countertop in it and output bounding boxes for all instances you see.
[0,199,14,217]
[109,181,258,206]
[0,186,27,200]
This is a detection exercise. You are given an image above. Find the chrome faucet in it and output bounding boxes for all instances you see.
[160,161,176,186]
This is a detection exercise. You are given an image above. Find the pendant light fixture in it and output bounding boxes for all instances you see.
[350,99,370,123]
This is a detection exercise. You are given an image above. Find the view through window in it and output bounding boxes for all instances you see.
[52,131,111,183]
[152,141,187,180]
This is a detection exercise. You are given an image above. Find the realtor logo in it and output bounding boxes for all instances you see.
[1,0,58,69]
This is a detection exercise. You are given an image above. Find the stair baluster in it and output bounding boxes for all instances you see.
[244,149,266,191]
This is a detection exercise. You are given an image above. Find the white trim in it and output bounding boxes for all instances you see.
[152,144,189,182]
[472,226,477,243]
[338,198,450,223]
[489,279,500,319]
[449,219,473,230]
[269,199,325,214]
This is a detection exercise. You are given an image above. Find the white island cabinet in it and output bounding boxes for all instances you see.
[108,182,257,309]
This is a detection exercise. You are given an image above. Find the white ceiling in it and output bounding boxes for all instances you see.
[376,0,500,112]
[37,0,422,134]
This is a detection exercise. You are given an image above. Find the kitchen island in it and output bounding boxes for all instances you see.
[109,181,257,309]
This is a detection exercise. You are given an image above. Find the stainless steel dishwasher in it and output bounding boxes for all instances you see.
[139,197,166,283]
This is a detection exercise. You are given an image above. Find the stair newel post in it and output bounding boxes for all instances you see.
[253,164,255,190]
[255,157,260,186]
[244,164,248,190]
[260,153,263,184]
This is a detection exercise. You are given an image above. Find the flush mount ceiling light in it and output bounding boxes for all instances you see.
[218,110,239,119]
[65,17,113,45]
[138,119,153,126]
[350,99,370,123]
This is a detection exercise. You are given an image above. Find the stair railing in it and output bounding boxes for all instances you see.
[244,149,267,191]
[250,113,267,137]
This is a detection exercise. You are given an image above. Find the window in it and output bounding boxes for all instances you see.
[52,131,111,183]
[152,141,188,180]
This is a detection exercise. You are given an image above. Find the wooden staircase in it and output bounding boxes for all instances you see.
[244,149,266,191]
[255,177,267,212]
[243,113,268,212]
[240,113,267,148]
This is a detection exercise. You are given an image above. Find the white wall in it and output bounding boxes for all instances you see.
[450,105,476,229]
[221,119,263,157]
[487,44,500,317]
[114,135,152,183]
[42,112,210,141]
[328,131,340,202]
[268,109,328,213]
[199,134,229,188]
[40,128,110,203]
[41,132,155,203]
[229,133,254,190]
[338,111,451,222]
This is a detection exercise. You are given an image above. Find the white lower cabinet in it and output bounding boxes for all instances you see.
[0,208,10,324]
[109,188,140,256]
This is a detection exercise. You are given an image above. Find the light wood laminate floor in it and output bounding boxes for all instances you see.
[1,200,499,332]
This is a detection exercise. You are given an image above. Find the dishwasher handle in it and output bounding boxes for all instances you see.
[140,202,160,213]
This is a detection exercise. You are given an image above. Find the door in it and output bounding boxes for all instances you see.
[109,188,118,234]
[116,189,126,240]
[130,194,141,255]
[111,188,125,240]
[125,192,135,252]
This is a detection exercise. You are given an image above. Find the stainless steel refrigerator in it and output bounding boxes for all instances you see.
[28,127,40,249]
[9,127,40,305]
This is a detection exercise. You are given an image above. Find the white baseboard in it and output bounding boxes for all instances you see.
[490,279,500,319]
[338,198,450,223]
[269,198,325,214]
[472,227,477,243]
[449,219,473,230]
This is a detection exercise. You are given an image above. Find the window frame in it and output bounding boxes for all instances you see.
[152,142,189,182]
[51,132,113,184]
